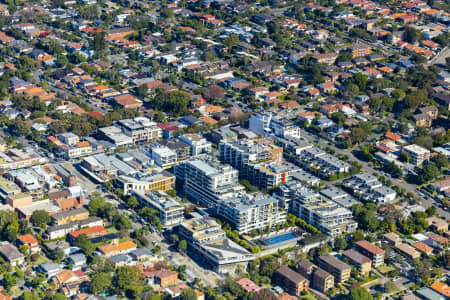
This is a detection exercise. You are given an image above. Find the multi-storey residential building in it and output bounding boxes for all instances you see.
[292,189,357,237]
[175,156,245,207]
[342,249,372,275]
[178,134,212,156]
[402,144,431,166]
[249,112,272,136]
[155,139,191,162]
[350,44,371,57]
[274,266,309,296]
[355,240,385,268]
[117,117,162,144]
[216,193,286,234]
[178,216,254,273]
[114,170,175,195]
[249,112,301,139]
[299,147,350,178]
[151,146,178,167]
[133,190,184,228]
[312,268,334,292]
[318,255,351,284]
[342,173,396,203]
[219,139,290,189]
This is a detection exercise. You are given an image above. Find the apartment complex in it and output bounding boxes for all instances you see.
[292,189,357,237]
[342,249,372,275]
[318,255,351,284]
[133,190,184,228]
[342,173,396,203]
[403,144,431,166]
[216,193,286,234]
[175,156,244,207]
[219,139,295,189]
[355,240,385,267]
[274,266,309,296]
[178,216,254,273]
[117,117,162,144]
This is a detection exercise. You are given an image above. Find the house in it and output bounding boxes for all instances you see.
[430,281,450,298]
[67,253,87,270]
[112,94,142,109]
[97,241,137,257]
[17,234,40,252]
[53,269,89,297]
[36,262,63,278]
[274,265,309,296]
[152,269,178,287]
[426,216,448,231]
[412,241,433,255]
[413,113,432,127]
[395,243,420,260]
[0,242,24,266]
[236,278,260,293]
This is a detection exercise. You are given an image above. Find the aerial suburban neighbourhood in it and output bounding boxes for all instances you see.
[0,0,448,299]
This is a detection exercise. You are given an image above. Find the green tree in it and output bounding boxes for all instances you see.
[260,257,280,277]
[431,154,448,170]
[418,163,440,183]
[223,34,240,49]
[3,272,16,291]
[30,210,51,228]
[178,240,187,252]
[383,162,402,178]
[350,287,372,300]
[127,196,139,209]
[135,84,148,99]
[399,152,411,163]
[335,237,348,250]
[53,294,68,300]
[88,197,104,215]
[180,288,198,300]
[114,266,146,296]
[74,234,95,256]
[90,272,112,294]
[403,26,420,43]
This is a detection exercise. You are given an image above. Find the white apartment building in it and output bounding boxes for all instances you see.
[133,190,184,228]
[292,189,357,237]
[402,144,430,166]
[216,194,286,234]
[249,112,272,136]
[175,157,245,207]
[151,146,177,167]
[178,216,254,273]
[178,134,212,156]
[117,117,162,144]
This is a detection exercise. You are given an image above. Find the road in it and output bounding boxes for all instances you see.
[427,47,449,66]
[300,130,450,219]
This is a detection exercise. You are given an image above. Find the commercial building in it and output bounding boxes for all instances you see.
[216,193,286,234]
[133,190,184,228]
[175,156,245,207]
[318,254,351,284]
[114,170,175,195]
[342,249,372,275]
[178,216,254,273]
[355,240,385,268]
[292,188,357,237]
[403,144,431,166]
[274,265,309,296]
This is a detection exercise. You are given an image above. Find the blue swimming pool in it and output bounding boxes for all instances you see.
[264,233,298,245]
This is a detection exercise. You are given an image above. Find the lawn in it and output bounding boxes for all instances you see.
[378,265,395,274]
[299,292,317,300]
